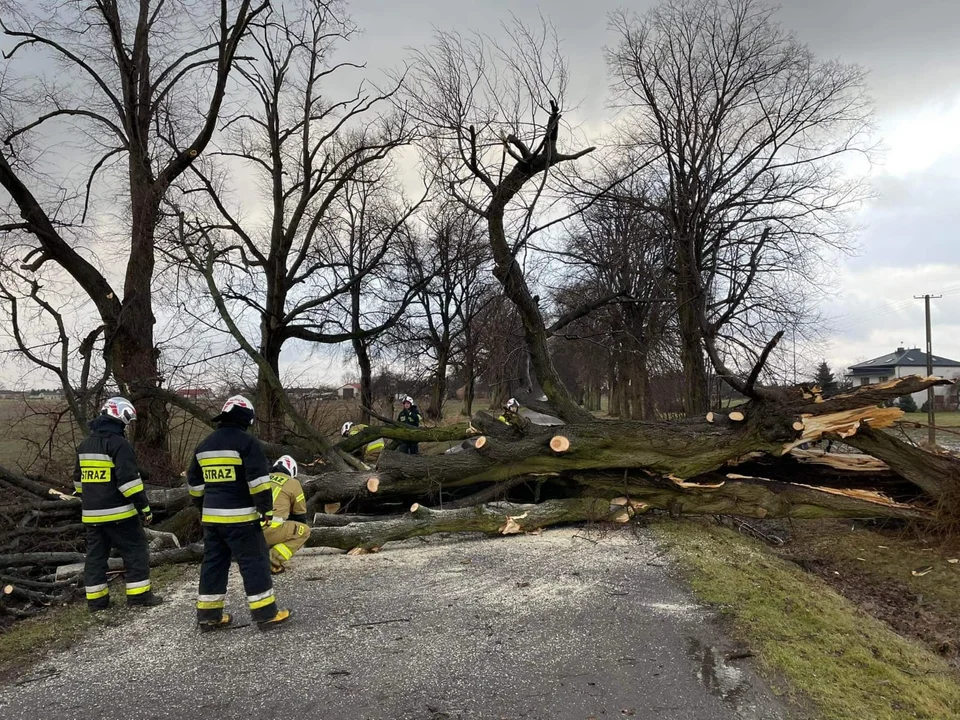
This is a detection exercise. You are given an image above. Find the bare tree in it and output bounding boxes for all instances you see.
[402,20,619,423]
[0,261,110,427]
[608,0,873,413]
[329,165,425,427]
[554,176,674,419]
[400,205,491,421]
[0,0,267,473]
[172,0,419,440]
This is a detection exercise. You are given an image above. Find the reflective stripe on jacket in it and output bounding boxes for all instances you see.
[73,415,148,524]
[186,422,272,525]
[266,472,307,527]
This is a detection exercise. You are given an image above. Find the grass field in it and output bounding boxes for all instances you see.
[656,519,960,720]
[902,411,960,428]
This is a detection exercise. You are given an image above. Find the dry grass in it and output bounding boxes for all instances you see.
[0,564,187,682]
[656,518,960,720]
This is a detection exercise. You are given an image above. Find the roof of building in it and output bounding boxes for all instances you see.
[848,347,960,373]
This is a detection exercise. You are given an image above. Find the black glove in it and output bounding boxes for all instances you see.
[141,507,153,526]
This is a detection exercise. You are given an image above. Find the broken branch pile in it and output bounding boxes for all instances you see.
[0,466,193,619]
[295,375,959,550]
[2,375,957,602]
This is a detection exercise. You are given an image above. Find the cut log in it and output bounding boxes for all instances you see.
[728,411,745,422]
[2,583,53,605]
[549,436,571,453]
[307,499,621,551]
[474,436,488,450]
[706,412,715,423]
[323,503,341,515]
[0,573,80,591]
[366,476,380,493]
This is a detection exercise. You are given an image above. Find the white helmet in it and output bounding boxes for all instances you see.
[341,421,354,437]
[101,397,136,425]
[505,397,520,413]
[273,455,298,478]
[402,395,414,405]
[214,394,255,425]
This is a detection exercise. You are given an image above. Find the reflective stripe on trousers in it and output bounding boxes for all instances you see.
[82,504,137,523]
[126,578,152,595]
[201,506,259,524]
[247,588,275,610]
[85,583,109,600]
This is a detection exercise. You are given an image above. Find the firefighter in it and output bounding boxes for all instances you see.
[263,455,309,574]
[499,397,521,423]
[186,395,291,632]
[74,397,162,611]
[340,421,385,461]
[397,395,421,455]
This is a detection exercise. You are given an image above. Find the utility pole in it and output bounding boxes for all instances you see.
[915,294,942,446]
[792,326,797,385]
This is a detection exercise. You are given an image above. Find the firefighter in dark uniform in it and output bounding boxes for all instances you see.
[186,395,291,632]
[397,395,421,455]
[262,455,309,574]
[74,397,162,611]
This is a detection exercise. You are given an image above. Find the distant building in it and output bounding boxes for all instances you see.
[176,387,212,400]
[337,383,361,400]
[847,347,960,409]
[28,388,63,399]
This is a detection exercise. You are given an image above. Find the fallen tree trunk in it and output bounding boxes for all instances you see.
[299,376,956,521]
[2,375,956,581]
[307,499,619,551]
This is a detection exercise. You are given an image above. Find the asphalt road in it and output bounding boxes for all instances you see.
[0,527,790,720]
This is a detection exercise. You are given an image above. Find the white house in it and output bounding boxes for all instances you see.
[337,383,361,400]
[847,347,960,409]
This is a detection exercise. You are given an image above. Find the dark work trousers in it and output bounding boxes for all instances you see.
[397,442,419,455]
[84,517,151,610]
[197,523,278,623]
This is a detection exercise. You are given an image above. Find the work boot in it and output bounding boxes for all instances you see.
[127,592,164,607]
[198,613,233,633]
[87,599,111,613]
[257,608,292,631]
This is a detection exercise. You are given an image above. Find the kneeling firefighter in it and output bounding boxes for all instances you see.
[340,421,385,461]
[263,455,309,573]
[74,397,162,611]
[186,395,291,631]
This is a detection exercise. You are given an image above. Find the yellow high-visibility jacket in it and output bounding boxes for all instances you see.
[266,472,307,527]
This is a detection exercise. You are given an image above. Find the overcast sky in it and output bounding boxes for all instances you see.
[336,0,960,378]
[3,0,960,388]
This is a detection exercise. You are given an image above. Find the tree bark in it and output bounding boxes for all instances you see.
[675,249,710,417]
[255,331,287,443]
[307,499,617,550]
[354,338,374,425]
[427,347,449,421]
[299,376,952,521]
